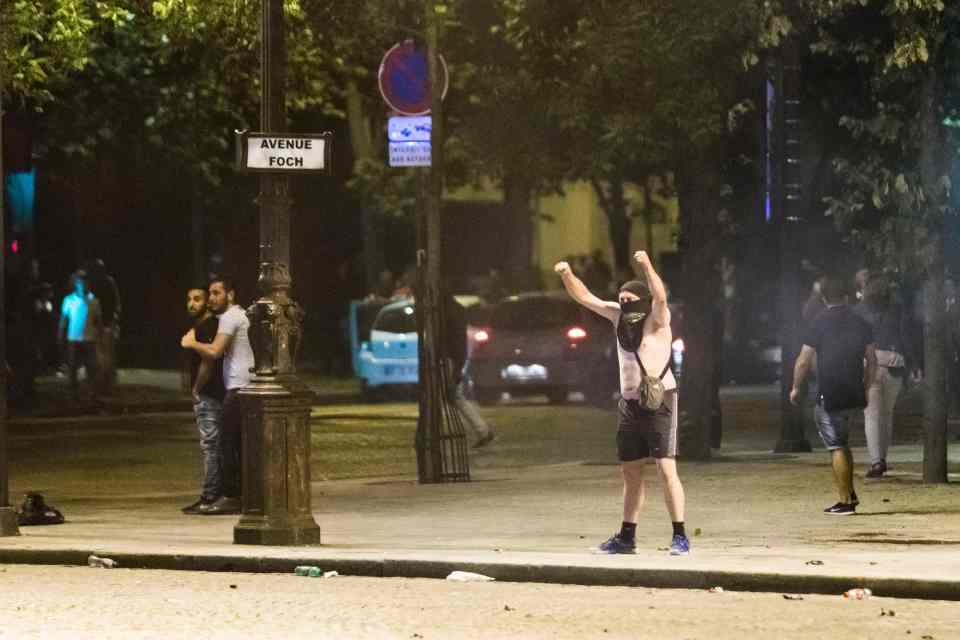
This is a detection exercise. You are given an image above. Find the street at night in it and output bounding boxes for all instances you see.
[2,565,959,640]
[5,0,960,637]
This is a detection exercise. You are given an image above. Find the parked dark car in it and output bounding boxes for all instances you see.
[466,292,688,407]
[465,292,616,405]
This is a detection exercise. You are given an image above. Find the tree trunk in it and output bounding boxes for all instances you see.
[922,246,948,483]
[503,174,534,290]
[190,177,205,282]
[641,181,656,261]
[346,79,383,293]
[592,177,631,273]
[676,161,722,461]
[919,65,950,484]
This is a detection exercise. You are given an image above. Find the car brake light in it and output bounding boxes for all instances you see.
[474,329,490,343]
[567,327,587,341]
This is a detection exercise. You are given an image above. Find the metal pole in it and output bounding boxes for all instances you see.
[426,5,444,480]
[773,35,811,453]
[0,78,21,537]
[233,0,321,545]
[415,6,446,483]
[413,2,469,483]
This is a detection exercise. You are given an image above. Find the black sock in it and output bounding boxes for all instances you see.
[672,521,686,537]
[619,521,637,541]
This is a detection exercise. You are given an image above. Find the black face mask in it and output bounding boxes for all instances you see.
[617,299,649,352]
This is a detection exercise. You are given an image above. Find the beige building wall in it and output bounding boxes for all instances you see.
[534,181,608,275]
[447,178,680,291]
[535,180,679,289]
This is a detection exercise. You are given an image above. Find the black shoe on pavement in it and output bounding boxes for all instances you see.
[865,463,885,479]
[824,502,856,516]
[850,491,859,507]
[181,496,217,515]
[198,496,241,515]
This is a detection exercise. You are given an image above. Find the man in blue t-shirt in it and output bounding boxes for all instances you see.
[58,270,102,401]
[790,276,877,516]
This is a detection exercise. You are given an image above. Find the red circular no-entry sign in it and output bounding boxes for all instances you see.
[378,40,449,116]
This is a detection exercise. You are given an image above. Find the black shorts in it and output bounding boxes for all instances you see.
[616,394,677,461]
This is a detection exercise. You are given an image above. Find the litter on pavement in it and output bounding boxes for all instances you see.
[87,555,118,569]
[446,571,495,582]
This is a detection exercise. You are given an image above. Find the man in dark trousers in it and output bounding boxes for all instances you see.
[59,270,102,402]
[790,276,877,515]
[86,258,121,394]
[445,294,494,448]
[181,286,226,514]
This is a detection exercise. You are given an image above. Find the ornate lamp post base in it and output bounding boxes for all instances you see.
[234,377,320,546]
[0,508,18,537]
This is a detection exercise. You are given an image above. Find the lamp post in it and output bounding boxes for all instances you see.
[233,0,321,545]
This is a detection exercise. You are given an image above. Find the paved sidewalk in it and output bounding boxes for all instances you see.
[2,439,959,600]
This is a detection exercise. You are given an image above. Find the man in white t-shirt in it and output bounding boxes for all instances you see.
[181,276,254,515]
[556,251,689,556]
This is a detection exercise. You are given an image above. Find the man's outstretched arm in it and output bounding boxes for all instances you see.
[554,261,619,322]
[633,251,669,328]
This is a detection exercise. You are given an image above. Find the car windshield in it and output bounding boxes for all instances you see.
[375,304,417,334]
[490,297,580,330]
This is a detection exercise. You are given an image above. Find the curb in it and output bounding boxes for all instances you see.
[0,548,956,601]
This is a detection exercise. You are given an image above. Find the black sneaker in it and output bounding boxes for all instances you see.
[850,491,860,507]
[181,496,216,515]
[824,502,856,516]
[198,496,241,515]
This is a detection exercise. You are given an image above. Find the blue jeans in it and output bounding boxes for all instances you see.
[193,395,224,500]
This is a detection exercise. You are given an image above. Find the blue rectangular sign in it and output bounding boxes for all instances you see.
[388,116,432,142]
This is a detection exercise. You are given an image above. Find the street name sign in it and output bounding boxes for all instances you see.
[236,132,332,174]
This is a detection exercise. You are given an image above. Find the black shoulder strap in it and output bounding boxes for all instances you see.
[633,351,671,379]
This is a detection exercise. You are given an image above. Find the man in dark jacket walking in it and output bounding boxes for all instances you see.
[790,276,877,515]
